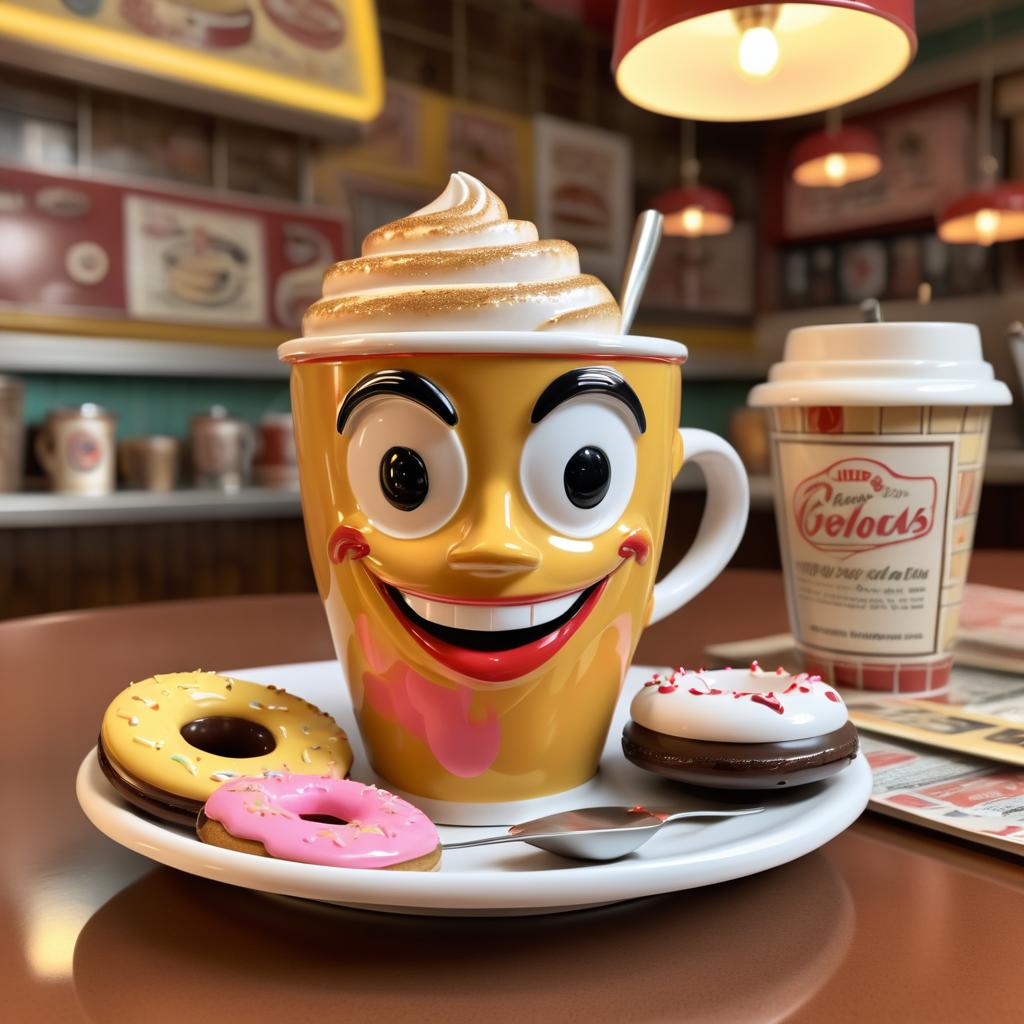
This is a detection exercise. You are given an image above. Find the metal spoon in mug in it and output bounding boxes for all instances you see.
[618,209,664,335]
[443,803,763,862]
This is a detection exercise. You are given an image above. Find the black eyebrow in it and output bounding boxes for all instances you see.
[531,367,646,433]
[337,370,457,433]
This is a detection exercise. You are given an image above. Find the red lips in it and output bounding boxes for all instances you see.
[375,577,609,684]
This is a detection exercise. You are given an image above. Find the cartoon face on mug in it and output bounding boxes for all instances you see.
[313,355,683,689]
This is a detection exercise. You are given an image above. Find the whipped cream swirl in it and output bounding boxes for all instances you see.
[303,172,620,336]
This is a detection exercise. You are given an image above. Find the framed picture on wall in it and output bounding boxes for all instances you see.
[0,0,383,131]
[837,240,888,304]
[0,162,344,340]
[533,115,632,285]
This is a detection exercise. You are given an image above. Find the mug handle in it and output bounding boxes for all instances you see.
[648,428,750,626]
[34,428,57,480]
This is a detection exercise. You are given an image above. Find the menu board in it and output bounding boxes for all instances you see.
[0,163,345,339]
[0,0,383,127]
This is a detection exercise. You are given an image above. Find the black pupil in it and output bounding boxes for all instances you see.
[379,446,429,511]
[564,446,610,509]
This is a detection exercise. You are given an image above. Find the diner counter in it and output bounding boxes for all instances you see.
[2,551,1023,1023]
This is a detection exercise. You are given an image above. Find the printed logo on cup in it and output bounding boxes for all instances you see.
[65,429,102,473]
[793,457,938,559]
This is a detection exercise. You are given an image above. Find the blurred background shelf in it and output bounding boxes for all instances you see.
[0,487,301,528]
[0,333,288,380]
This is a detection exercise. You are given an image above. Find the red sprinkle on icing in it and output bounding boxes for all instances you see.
[644,679,658,687]
[688,686,723,696]
[328,525,370,564]
[658,683,678,694]
[750,660,760,671]
[618,529,651,565]
[751,693,784,715]
[825,691,841,703]
[775,666,786,675]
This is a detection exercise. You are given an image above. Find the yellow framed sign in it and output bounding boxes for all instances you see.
[0,0,383,131]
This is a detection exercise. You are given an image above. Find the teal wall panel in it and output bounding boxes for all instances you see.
[20,374,291,437]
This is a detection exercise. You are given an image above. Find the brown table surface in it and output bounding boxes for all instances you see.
[3,551,1023,1023]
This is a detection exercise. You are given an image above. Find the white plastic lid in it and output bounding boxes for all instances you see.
[748,322,1012,408]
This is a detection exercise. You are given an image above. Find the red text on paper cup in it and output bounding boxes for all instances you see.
[793,457,938,558]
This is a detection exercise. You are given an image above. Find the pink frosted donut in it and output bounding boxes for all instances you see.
[197,773,441,871]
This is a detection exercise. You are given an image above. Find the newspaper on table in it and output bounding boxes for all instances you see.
[860,733,1024,855]
[845,668,1024,767]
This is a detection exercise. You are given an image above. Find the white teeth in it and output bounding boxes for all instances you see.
[400,589,584,632]
[489,604,530,631]
[454,603,495,631]
[531,591,577,625]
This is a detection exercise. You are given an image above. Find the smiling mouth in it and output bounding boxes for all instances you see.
[387,583,599,652]
[372,576,610,683]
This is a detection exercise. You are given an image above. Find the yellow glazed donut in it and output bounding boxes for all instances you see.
[99,670,353,826]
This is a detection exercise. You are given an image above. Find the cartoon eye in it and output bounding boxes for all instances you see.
[343,397,466,539]
[379,446,429,511]
[520,396,638,538]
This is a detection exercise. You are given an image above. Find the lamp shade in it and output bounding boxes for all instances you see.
[937,182,1024,246]
[653,184,734,237]
[791,125,882,187]
[613,1,917,122]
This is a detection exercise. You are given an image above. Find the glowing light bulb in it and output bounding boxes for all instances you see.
[680,206,705,236]
[738,25,779,78]
[974,208,1001,246]
[823,152,848,185]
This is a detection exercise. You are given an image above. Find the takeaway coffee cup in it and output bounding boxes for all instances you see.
[749,322,1012,697]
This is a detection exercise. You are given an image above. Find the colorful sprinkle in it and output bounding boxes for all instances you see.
[117,710,140,727]
[170,753,197,775]
[189,691,226,702]
[132,735,164,749]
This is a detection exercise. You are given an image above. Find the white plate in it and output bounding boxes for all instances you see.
[77,660,872,916]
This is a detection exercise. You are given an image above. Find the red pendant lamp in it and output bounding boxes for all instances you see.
[938,25,1024,247]
[653,122,734,238]
[791,113,882,188]
[613,1,917,122]
[938,181,1024,247]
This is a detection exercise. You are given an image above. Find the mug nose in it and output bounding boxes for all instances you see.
[447,544,541,575]
[446,485,541,575]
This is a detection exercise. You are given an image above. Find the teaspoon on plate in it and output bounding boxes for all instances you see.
[443,804,764,861]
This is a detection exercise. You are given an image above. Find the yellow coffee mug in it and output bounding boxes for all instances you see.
[281,331,748,808]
